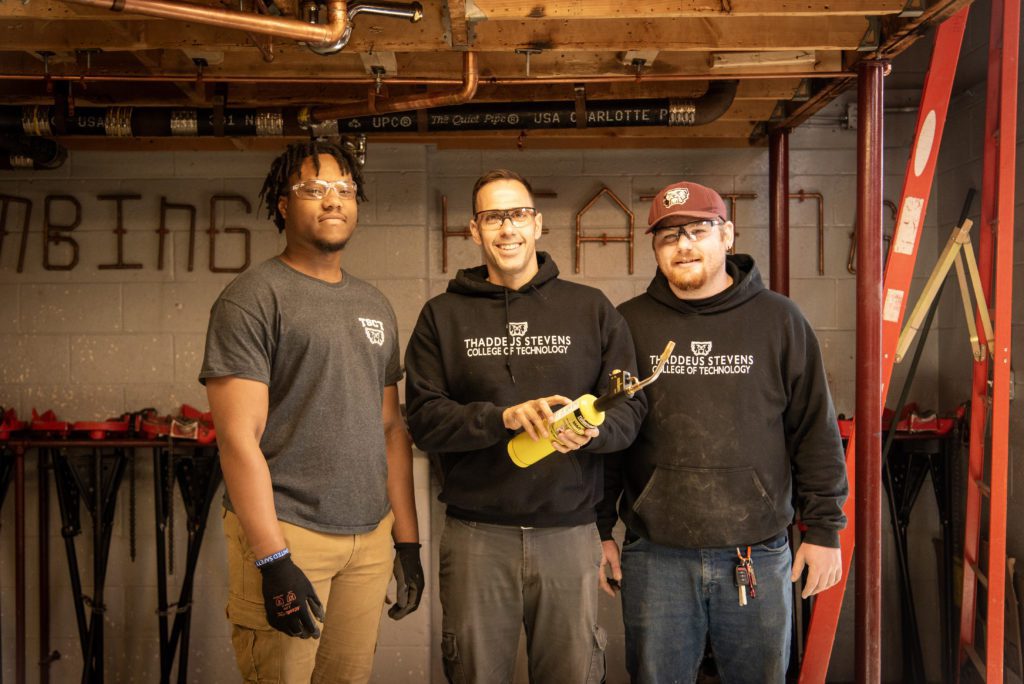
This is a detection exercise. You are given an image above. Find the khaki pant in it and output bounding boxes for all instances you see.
[223,508,395,684]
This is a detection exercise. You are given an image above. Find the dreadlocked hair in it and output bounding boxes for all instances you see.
[258,139,368,233]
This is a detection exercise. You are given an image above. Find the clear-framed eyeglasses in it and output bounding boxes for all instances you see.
[290,179,358,201]
[654,219,722,247]
[474,207,537,230]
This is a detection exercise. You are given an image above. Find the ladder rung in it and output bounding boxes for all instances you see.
[967,558,989,588]
[974,478,991,497]
[963,642,987,681]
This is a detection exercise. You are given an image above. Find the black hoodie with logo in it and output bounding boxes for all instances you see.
[598,255,848,548]
[405,252,645,527]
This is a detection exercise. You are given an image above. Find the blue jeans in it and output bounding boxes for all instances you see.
[620,533,793,684]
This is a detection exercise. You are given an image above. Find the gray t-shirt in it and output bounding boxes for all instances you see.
[200,258,402,534]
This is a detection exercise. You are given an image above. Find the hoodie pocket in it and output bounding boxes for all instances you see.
[632,465,779,548]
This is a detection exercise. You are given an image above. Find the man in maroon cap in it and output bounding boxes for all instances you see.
[596,181,848,683]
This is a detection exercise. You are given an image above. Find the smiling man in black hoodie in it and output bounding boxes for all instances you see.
[598,181,848,684]
[405,169,644,683]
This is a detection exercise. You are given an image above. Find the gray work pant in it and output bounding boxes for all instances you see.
[439,517,607,684]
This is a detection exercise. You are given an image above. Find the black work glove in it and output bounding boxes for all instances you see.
[388,542,424,620]
[258,552,324,638]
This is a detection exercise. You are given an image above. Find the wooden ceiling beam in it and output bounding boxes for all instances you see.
[470,0,904,19]
[2,15,868,52]
[0,46,841,80]
[0,0,904,21]
[454,16,869,51]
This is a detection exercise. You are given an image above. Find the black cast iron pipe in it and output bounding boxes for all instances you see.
[0,81,739,140]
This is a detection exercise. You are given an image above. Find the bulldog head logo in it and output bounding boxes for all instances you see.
[664,187,690,207]
[691,341,712,356]
[507,321,528,337]
[359,317,386,346]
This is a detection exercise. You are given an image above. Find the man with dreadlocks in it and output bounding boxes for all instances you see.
[200,139,423,683]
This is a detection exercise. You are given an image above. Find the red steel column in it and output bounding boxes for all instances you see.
[769,128,790,295]
[855,59,886,684]
[15,446,26,684]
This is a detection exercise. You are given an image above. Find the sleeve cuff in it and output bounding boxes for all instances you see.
[802,527,841,548]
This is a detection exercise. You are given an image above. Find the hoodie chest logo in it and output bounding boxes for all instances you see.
[359,317,386,346]
[507,321,528,337]
[653,341,755,377]
[691,341,712,355]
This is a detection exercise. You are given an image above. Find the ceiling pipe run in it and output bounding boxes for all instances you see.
[54,0,422,52]
[0,71,845,86]
[0,137,68,170]
[302,51,479,123]
[0,81,738,140]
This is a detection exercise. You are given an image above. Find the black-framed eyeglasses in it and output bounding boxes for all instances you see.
[654,219,721,247]
[290,179,358,201]
[474,207,537,230]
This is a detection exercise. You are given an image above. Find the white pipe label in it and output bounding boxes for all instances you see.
[893,196,924,255]
[883,288,905,322]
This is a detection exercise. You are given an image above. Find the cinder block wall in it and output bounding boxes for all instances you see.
[1,96,947,682]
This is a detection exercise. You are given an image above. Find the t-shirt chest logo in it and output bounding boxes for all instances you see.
[359,317,385,346]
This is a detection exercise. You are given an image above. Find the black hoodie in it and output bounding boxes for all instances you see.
[598,255,848,548]
[405,252,645,527]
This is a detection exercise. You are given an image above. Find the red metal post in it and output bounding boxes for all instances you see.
[984,0,1018,677]
[769,128,790,295]
[39,451,51,684]
[800,10,968,682]
[959,0,1002,669]
[15,445,26,684]
[855,59,885,684]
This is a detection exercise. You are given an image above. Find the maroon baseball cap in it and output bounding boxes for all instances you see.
[646,181,728,233]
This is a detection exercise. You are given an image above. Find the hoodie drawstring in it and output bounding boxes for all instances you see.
[503,289,516,384]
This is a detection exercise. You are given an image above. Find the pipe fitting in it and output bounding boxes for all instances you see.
[669,80,739,126]
[310,51,478,122]
[305,1,423,55]
[53,0,423,53]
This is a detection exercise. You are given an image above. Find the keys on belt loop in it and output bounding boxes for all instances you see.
[735,546,758,606]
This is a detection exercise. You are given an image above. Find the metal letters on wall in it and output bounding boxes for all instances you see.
[0,192,253,273]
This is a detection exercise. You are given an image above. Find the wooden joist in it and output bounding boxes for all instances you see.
[469,0,904,19]
[3,14,869,52]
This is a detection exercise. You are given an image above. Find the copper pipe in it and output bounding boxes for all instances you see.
[307,51,479,122]
[0,70,850,86]
[855,58,885,684]
[789,190,824,275]
[575,186,635,275]
[722,192,757,254]
[769,128,789,295]
[58,0,349,47]
[440,194,471,273]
